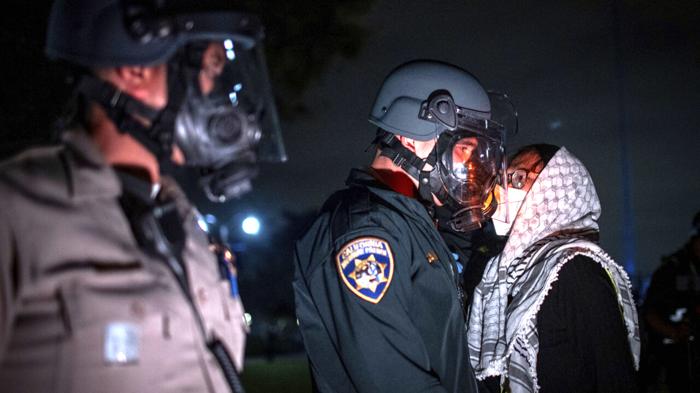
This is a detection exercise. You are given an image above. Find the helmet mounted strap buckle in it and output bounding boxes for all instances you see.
[392,154,407,168]
[417,169,433,203]
[377,131,442,205]
[418,90,457,130]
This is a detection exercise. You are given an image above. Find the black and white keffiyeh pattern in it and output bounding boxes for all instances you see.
[467,147,640,393]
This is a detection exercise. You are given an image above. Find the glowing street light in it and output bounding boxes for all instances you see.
[241,216,261,236]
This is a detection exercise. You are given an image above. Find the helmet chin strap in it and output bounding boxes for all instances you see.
[76,64,187,165]
[375,131,437,205]
[375,132,496,232]
[376,131,497,232]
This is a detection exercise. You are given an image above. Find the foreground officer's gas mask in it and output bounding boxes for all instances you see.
[170,39,286,201]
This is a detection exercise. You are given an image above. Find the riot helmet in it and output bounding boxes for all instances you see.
[369,60,516,232]
[45,0,286,201]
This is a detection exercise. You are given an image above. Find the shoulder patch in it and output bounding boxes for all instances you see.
[336,237,394,303]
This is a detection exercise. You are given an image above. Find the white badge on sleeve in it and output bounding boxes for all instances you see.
[104,322,140,365]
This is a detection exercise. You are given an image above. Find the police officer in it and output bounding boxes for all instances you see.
[643,211,700,392]
[293,60,511,392]
[0,0,285,392]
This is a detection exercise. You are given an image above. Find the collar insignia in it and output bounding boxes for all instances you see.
[336,237,394,303]
[426,251,438,264]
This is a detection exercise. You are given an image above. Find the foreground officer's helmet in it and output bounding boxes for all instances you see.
[369,60,492,141]
[45,0,263,68]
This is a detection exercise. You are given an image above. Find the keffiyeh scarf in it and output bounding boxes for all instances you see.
[467,147,640,393]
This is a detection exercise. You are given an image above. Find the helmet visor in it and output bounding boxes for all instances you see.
[175,39,286,167]
[440,92,514,210]
[438,128,505,208]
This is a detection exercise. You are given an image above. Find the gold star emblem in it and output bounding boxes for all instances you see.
[348,254,388,293]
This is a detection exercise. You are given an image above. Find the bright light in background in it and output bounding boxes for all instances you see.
[241,216,261,235]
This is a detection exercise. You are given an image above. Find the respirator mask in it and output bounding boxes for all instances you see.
[419,91,515,232]
[490,167,539,236]
[430,126,504,232]
[172,39,286,202]
[491,185,526,236]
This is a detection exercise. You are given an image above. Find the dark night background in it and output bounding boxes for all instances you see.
[1,0,699,381]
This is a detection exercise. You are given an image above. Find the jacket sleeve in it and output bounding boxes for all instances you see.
[309,230,449,393]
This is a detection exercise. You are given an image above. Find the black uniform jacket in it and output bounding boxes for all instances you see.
[293,168,477,393]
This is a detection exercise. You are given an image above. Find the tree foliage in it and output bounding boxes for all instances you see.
[239,0,375,117]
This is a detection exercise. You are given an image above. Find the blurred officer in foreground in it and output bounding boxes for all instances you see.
[643,211,700,392]
[468,144,640,393]
[294,60,513,392]
[0,0,285,392]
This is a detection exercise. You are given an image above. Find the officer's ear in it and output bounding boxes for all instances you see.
[396,135,417,154]
[397,135,436,160]
[94,64,168,110]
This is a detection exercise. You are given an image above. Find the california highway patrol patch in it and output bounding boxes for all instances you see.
[336,237,394,303]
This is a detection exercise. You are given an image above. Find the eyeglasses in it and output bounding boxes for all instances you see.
[507,169,540,189]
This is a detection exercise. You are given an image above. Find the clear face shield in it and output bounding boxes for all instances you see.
[424,92,516,232]
[439,132,502,207]
[173,38,286,201]
[434,120,506,230]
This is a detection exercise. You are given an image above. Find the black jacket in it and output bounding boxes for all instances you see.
[293,168,478,393]
[536,256,638,393]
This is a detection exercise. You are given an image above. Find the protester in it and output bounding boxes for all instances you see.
[468,144,640,393]
[643,210,700,393]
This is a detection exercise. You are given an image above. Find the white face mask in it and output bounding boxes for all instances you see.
[491,184,528,236]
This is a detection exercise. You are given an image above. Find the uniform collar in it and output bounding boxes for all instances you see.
[346,167,434,224]
[115,168,157,203]
[61,127,122,201]
[367,167,418,199]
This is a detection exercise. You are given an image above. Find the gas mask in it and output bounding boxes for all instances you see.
[172,39,286,202]
[429,127,505,232]
[420,91,513,232]
[376,90,513,232]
